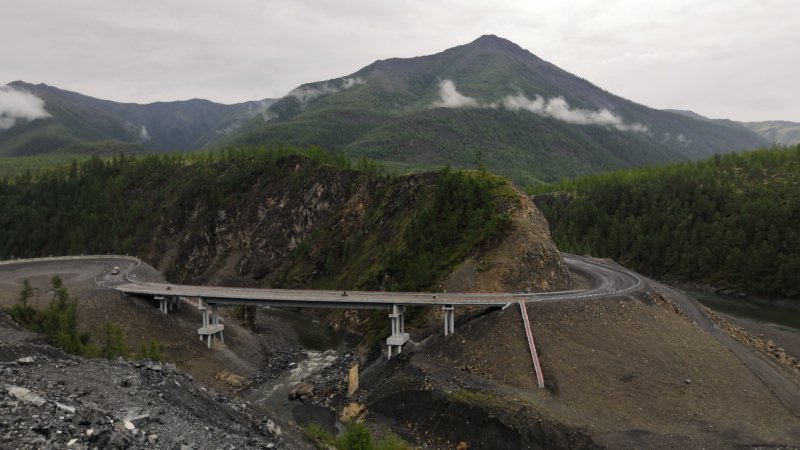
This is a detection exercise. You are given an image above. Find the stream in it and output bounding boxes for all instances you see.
[246,307,357,435]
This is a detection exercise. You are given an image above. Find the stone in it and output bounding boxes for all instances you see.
[56,402,76,414]
[215,370,247,388]
[17,356,36,365]
[685,378,692,385]
[340,403,366,423]
[288,382,314,400]
[457,442,469,450]
[266,419,281,438]
[7,386,46,407]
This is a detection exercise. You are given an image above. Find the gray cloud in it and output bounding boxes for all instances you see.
[433,79,647,132]
[0,85,51,130]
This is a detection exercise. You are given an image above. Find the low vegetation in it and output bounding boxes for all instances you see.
[304,423,410,450]
[533,146,800,299]
[8,278,164,360]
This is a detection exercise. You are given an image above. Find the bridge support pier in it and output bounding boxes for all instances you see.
[442,305,455,336]
[155,295,168,314]
[197,299,224,349]
[156,296,182,314]
[386,304,409,359]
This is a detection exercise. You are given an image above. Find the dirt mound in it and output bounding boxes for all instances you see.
[365,294,800,448]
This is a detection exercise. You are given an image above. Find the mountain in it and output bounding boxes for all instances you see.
[228,35,769,185]
[0,81,274,156]
[741,120,800,145]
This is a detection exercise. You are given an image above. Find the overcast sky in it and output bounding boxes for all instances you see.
[1,0,798,121]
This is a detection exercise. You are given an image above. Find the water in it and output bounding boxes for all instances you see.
[686,288,800,331]
[247,307,354,433]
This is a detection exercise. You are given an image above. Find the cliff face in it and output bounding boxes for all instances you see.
[443,186,570,293]
[142,156,570,293]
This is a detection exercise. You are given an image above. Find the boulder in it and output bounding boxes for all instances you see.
[288,382,314,400]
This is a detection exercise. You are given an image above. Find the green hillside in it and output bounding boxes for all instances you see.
[229,35,769,186]
[532,146,800,299]
[0,81,274,156]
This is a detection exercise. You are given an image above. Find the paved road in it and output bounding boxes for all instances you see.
[111,254,644,308]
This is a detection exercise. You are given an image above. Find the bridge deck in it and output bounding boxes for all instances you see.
[115,282,529,308]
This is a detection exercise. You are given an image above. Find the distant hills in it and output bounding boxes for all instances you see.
[0,81,274,157]
[2,35,789,184]
[666,110,800,146]
[740,121,800,146]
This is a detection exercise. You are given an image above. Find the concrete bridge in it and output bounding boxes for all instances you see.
[0,255,643,381]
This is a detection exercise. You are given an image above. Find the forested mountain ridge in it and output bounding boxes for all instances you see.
[0,147,569,293]
[0,81,274,156]
[3,36,772,184]
[532,146,800,299]
[228,35,769,185]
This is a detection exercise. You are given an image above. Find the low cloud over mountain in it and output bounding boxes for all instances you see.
[433,79,647,133]
[0,85,50,129]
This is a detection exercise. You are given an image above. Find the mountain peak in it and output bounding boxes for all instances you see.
[467,34,528,55]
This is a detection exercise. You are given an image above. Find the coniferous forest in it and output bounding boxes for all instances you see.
[533,146,800,300]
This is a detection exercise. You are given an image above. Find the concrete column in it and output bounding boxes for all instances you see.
[442,305,455,336]
[386,304,409,359]
[155,295,167,314]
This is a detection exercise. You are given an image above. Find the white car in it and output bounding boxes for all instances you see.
[111,266,120,275]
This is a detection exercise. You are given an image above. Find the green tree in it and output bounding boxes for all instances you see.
[101,322,128,359]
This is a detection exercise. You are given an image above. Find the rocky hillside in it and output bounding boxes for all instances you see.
[0,148,570,294]
[0,309,309,449]
[144,156,570,294]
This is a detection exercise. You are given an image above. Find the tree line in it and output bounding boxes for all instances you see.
[532,146,800,300]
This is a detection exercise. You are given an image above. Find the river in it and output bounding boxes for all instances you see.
[686,289,800,331]
[246,307,357,435]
